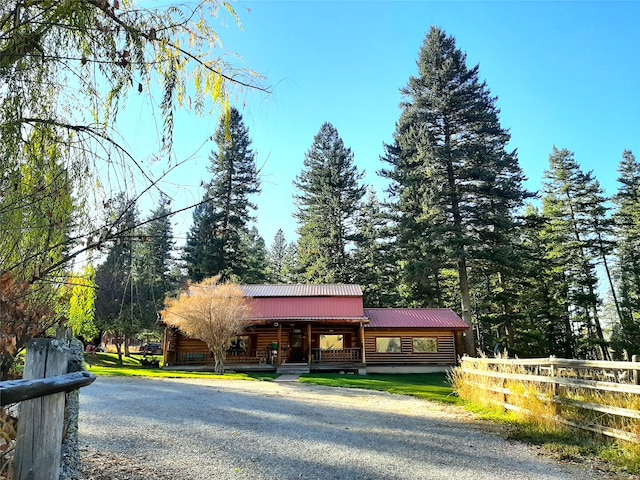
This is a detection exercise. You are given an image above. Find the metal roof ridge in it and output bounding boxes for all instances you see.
[364,307,456,310]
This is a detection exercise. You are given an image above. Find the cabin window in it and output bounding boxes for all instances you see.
[229,336,250,353]
[319,335,343,350]
[413,337,438,353]
[376,337,401,353]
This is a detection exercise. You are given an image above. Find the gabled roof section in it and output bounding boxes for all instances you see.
[364,308,469,330]
[241,284,362,298]
[251,297,366,320]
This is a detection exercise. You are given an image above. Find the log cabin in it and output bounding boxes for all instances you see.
[162,284,469,374]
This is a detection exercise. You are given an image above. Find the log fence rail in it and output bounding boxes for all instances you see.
[458,355,639,443]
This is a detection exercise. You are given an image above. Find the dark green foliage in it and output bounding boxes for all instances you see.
[94,195,142,359]
[540,147,609,359]
[135,196,178,332]
[184,107,261,282]
[266,229,298,283]
[513,206,575,357]
[294,122,366,283]
[381,27,529,353]
[351,190,400,307]
[239,226,268,284]
[611,150,640,358]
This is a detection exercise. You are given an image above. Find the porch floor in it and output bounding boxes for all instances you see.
[163,364,277,373]
[162,361,365,374]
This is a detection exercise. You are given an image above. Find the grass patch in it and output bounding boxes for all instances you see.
[459,398,640,475]
[86,365,276,381]
[84,352,156,368]
[83,353,277,381]
[299,372,462,405]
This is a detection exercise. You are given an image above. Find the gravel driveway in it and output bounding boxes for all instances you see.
[79,377,615,480]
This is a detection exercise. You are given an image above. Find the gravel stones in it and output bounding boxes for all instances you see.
[78,377,622,480]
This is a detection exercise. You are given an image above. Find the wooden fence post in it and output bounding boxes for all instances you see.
[633,355,639,386]
[13,339,69,480]
[549,356,557,397]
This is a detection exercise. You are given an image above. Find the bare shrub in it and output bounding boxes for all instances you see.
[162,277,251,374]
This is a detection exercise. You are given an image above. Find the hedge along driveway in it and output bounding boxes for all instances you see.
[78,377,605,480]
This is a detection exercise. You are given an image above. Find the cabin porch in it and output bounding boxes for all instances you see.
[164,320,368,370]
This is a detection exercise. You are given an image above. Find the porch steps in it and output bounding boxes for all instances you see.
[276,363,310,375]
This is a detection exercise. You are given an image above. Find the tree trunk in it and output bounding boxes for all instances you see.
[214,354,224,375]
[458,257,475,355]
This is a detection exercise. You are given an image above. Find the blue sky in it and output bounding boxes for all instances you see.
[129,1,640,249]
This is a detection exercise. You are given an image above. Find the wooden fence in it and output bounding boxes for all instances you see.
[0,338,96,480]
[458,355,640,443]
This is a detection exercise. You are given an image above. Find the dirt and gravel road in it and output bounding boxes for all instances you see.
[78,376,622,480]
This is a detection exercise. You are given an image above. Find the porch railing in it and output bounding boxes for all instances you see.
[179,349,279,365]
[311,348,361,363]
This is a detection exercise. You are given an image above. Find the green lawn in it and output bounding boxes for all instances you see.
[84,355,458,401]
[83,353,277,381]
[299,372,461,405]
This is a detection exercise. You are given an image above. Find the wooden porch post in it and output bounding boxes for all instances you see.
[360,322,366,365]
[277,322,282,365]
[307,323,312,364]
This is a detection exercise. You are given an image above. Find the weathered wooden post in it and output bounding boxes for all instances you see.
[13,339,69,480]
[549,356,557,397]
[633,355,639,386]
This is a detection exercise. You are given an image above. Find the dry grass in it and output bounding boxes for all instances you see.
[0,407,17,480]
[451,353,640,475]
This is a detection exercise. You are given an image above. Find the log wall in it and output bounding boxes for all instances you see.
[364,329,458,365]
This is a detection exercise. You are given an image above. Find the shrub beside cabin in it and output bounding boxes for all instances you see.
[162,284,469,373]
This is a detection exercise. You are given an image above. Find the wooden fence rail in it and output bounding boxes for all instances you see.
[0,371,95,406]
[458,355,640,443]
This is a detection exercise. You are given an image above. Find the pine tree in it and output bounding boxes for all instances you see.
[266,229,290,283]
[514,206,575,357]
[381,27,529,354]
[239,226,268,284]
[381,140,451,308]
[294,123,366,284]
[282,243,300,284]
[351,190,399,307]
[184,107,261,282]
[136,196,177,332]
[94,195,141,362]
[541,147,609,359]
[611,150,640,357]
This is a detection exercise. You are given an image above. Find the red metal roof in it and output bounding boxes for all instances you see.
[241,284,362,298]
[250,297,366,320]
[364,308,469,330]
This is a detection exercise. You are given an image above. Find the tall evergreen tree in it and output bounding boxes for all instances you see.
[94,195,141,362]
[184,107,261,282]
[351,190,399,307]
[266,229,290,283]
[611,150,640,357]
[541,147,609,359]
[282,243,300,284]
[136,196,177,332]
[510,206,575,357]
[381,27,529,354]
[239,226,268,284]
[294,123,366,283]
[381,140,450,308]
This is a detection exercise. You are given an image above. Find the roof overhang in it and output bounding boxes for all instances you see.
[248,317,369,324]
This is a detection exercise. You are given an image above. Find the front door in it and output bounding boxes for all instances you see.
[290,330,304,362]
